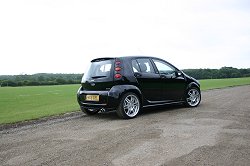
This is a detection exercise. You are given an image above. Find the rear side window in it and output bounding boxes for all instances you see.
[135,58,155,73]
[132,60,140,72]
[82,60,113,81]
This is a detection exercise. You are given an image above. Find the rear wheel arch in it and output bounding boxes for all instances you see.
[121,88,143,106]
[116,92,141,119]
[110,85,143,104]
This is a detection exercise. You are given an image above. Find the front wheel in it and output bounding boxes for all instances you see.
[185,87,201,107]
[81,108,99,115]
[116,92,141,119]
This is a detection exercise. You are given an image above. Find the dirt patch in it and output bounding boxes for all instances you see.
[1,86,250,166]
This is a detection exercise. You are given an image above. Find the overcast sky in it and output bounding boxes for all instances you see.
[0,0,249,75]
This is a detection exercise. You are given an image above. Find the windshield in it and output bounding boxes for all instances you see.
[82,59,113,82]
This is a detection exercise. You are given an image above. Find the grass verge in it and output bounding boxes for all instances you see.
[0,84,80,124]
[200,77,250,90]
[0,77,250,124]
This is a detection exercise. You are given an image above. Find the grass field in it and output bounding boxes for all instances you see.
[0,77,250,124]
[200,77,250,90]
[0,85,80,124]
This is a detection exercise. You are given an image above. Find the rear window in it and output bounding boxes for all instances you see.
[82,59,113,81]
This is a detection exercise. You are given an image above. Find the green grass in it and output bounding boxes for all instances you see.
[0,77,250,124]
[0,84,80,124]
[200,77,250,90]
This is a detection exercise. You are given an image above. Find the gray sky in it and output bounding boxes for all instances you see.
[0,0,250,75]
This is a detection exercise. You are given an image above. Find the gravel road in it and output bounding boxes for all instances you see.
[1,86,250,166]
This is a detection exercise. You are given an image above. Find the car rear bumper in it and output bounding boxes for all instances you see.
[77,88,118,110]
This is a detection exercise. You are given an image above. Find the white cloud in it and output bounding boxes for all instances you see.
[0,0,249,75]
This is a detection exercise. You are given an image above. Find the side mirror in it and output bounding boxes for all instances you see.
[175,71,182,77]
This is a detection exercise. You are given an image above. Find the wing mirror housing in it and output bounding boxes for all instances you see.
[175,71,182,77]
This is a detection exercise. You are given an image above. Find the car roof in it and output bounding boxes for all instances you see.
[91,55,180,71]
[91,56,163,62]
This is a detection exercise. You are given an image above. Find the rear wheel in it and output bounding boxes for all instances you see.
[116,92,140,119]
[81,108,100,115]
[185,87,201,107]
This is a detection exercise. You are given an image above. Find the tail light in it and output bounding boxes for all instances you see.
[115,61,121,65]
[115,67,121,71]
[114,73,122,79]
[114,59,122,79]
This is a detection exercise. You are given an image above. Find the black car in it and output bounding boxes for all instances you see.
[77,56,201,119]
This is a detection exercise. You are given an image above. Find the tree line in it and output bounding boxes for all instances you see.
[0,73,82,87]
[182,67,250,80]
[0,67,250,87]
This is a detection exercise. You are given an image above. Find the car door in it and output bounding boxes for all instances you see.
[152,58,186,101]
[132,58,162,101]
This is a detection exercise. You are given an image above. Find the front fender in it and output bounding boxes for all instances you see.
[186,82,200,91]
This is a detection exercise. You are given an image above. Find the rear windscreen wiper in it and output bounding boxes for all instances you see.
[91,76,107,79]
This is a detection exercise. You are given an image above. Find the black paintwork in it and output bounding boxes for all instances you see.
[77,56,200,111]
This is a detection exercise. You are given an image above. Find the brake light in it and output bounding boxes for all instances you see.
[115,61,121,65]
[115,67,121,71]
[114,73,122,79]
[114,59,122,79]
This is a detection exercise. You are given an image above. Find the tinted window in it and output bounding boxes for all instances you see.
[82,60,113,81]
[132,60,140,72]
[136,59,155,73]
[153,59,176,76]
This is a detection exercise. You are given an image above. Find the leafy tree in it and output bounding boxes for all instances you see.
[0,67,250,87]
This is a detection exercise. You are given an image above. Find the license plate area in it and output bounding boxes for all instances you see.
[85,95,99,101]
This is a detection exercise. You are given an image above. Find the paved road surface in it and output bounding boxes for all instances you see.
[1,86,250,166]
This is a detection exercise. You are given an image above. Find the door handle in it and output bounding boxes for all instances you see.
[160,74,167,79]
[134,72,142,77]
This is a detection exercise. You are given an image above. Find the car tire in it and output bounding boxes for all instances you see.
[116,92,141,119]
[185,87,201,107]
[81,108,99,115]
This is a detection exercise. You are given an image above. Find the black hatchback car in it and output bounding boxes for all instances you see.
[77,56,201,119]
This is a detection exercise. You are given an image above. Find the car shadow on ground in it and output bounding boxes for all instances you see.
[90,104,187,120]
[141,104,186,116]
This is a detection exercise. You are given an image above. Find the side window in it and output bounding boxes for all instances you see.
[152,59,176,76]
[136,59,155,73]
[132,60,140,72]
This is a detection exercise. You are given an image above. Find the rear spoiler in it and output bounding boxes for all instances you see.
[91,57,115,62]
